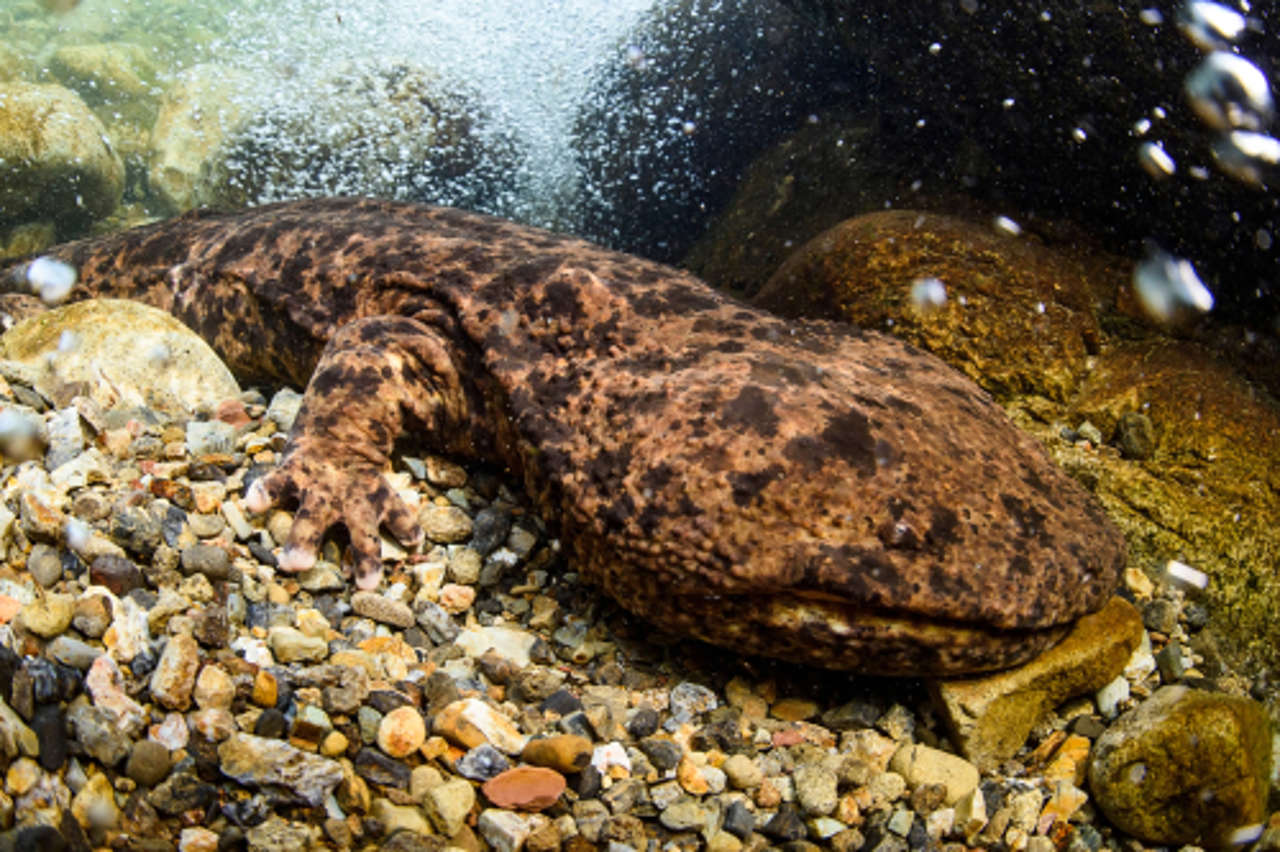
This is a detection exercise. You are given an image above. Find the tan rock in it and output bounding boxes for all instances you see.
[0,300,240,416]
[424,777,476,836]
[18,593,74,638]
[377,706,427,758]
[252,669,278,707]
[770,697,819,722]
[434,697,527,754]
[149,633,201,711]
[69,771,119,831]
[888,743,979,805]
[193,664,235,710]
[929,597,1143,768]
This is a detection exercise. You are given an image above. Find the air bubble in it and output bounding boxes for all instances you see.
[1133,248,1214,323]
[1177,1,1247,52]
[1211,129,1280,187]
[1138,140,1177,178]
[909,277,947,312]
[993,215,1022,236]
[21,256,77,304]
[1184,51,1273,132]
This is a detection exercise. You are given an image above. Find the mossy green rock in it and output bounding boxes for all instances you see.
[1088,685,1271,846]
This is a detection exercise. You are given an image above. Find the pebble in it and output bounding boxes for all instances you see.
[149,632,201,710]
[352,590,415,628]
[90,553,145,595]
[47,635,101,669]
[457,743,513,780]
[218,733,344,806]
[478,808,534,852]
[268,626,329,662]
[193,663,234,709]
[125,739,172,787]
[794,764,839,816]
[521,733,593,773]
[425,776,476,835]
[377,705,427,758]
[27,543,62,587]
[434,697,528,754]
[888,743,980,805]
[481,765,567,811]
[179,543,231,580]
[723,753,764,789]
[18,593,74,638]
[420,503,473,542]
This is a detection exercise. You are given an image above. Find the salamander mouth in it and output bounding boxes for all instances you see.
[622,590,1072,676]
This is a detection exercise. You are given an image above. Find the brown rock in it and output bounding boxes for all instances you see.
[481,766,566,811]
[149,633,201,711]
[521,734,593,774]
[929,597,1142,769]
[251,669,278,707]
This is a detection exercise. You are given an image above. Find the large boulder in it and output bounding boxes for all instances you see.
[572,0,852,262]
[0,82,125,228]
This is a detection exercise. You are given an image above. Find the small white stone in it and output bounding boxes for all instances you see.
[1096,675,1131,720]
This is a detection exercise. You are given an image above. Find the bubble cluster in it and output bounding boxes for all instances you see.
[1132,247,1215,324]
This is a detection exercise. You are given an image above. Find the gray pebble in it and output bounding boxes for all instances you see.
[27,543,62,588]
[187,513,226,538]
[415,600,459,643]
[47,635,102,669]
[44,407,84,470]
[456,744,510,780]
[265,388,303,432]
[180,543,231,580]
[185,420,236,455]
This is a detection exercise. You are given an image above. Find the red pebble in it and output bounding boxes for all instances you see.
[481,766,566,811]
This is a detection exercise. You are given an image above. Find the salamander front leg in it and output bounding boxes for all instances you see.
[244,314,472,589]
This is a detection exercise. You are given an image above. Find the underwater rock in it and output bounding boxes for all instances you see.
[0,82,125,227]
[1088,685,1271,846]
[148,64,253,214]
[0,298,240,415]
[757,209,1121,403]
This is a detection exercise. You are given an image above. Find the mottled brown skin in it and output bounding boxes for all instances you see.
[5,198,1125,674]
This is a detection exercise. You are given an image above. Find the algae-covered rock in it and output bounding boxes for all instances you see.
[1088,685,1271,846]
[0,82,125,227]
[756,209,1122,403]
